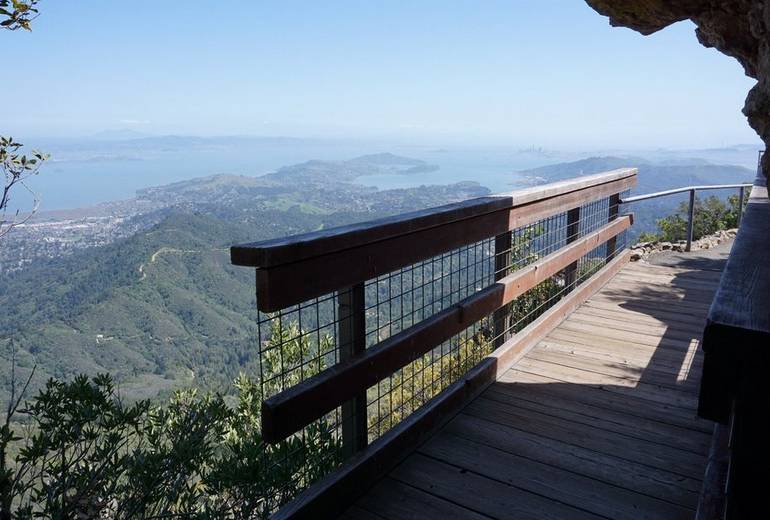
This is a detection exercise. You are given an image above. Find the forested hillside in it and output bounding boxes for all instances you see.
[0,155,488,406]
[1,153,755,406]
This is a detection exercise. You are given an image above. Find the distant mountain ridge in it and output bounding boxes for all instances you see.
[518,156,754,237]
[269,153,439,183]
[88,129,154,141]
[518,156,753,187]
[347,152,425,166]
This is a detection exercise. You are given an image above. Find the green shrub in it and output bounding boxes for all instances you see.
[0,222,583,518]
[640,190,749,243]
[1,321,342,519]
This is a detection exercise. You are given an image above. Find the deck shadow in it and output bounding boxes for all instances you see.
[347,262,719,520]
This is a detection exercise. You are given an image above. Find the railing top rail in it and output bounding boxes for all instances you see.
[620,183,752,204]
[231,168,637,269]
[259,214,634,443]
[699,172,770,425]
[229,167,639,516]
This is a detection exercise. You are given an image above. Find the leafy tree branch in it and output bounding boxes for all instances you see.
[0,1,40,31]
[0,137,49,239]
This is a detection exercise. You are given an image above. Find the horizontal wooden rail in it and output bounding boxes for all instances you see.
[272,249,632,520]
[232,168,637,311]
[234,168,636,267]
[260,214,633,443]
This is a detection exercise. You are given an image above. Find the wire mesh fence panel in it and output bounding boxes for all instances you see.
[246,190,629,514]
[363,237,496,348]
[363,193,626,438]
[252,292,345,514]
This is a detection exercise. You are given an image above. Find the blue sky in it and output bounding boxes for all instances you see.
[1,1,760,148]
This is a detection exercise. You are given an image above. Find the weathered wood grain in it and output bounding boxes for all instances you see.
[483,384,710,453]
[419,431,695,519]
[463,397,706,478]
[513,356,699,409]
[524,347,700,393]
[537,337,703,373]
[274,257,720,519]
[272,358,498,520]
[695,424,729,520]
[443,413,702,506]
[703,174,770,335]
[353,477,487,520]
[390,454,602,520]
[501,368,711,432]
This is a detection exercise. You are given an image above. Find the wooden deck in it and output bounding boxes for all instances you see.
[342,261,720,520]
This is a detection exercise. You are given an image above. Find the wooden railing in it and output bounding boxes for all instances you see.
[231,168,637,518]
[697,170,770,519]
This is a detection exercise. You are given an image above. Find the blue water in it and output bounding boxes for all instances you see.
[20,136,759,212]
[355,148,579,193]
[25,140,373,210]
[22,138,581,211]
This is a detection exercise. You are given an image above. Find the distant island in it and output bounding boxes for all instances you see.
[269,153,439,183]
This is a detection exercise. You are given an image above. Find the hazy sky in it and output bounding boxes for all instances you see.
[1,1,761,148]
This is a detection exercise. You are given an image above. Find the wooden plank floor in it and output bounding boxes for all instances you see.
[344,261,720,520]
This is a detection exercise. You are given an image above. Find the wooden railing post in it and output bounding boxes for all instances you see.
[606,193,620,261]
[338,283,367,456]
[564,207,580,289]
[259,215,634,444]
[686,189,696,252]
[493,232,512,348]
[724,364,770,518]
[242,170,640,444]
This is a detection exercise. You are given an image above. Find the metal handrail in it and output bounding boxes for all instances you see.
[620,183,753,252]
[620,184,752,203]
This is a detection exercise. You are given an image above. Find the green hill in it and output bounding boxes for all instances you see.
[2,212,255,403]
[2,153,752,406]
[0,172,489,406]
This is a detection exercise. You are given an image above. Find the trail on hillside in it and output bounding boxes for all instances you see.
[138,247,229,280]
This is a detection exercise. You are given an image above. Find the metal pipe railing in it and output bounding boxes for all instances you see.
[620,183,752,252]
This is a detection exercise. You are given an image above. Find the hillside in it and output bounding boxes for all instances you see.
[518,156,754,237]
[267,153,438,183]
[1,153,755,405]
[0,157,488,406]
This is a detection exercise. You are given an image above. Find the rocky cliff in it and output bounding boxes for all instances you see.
[586,0,769,177]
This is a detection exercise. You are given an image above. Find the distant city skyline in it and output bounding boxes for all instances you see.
[1,1,761,149]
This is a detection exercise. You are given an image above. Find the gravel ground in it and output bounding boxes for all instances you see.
[642,238,734,272]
